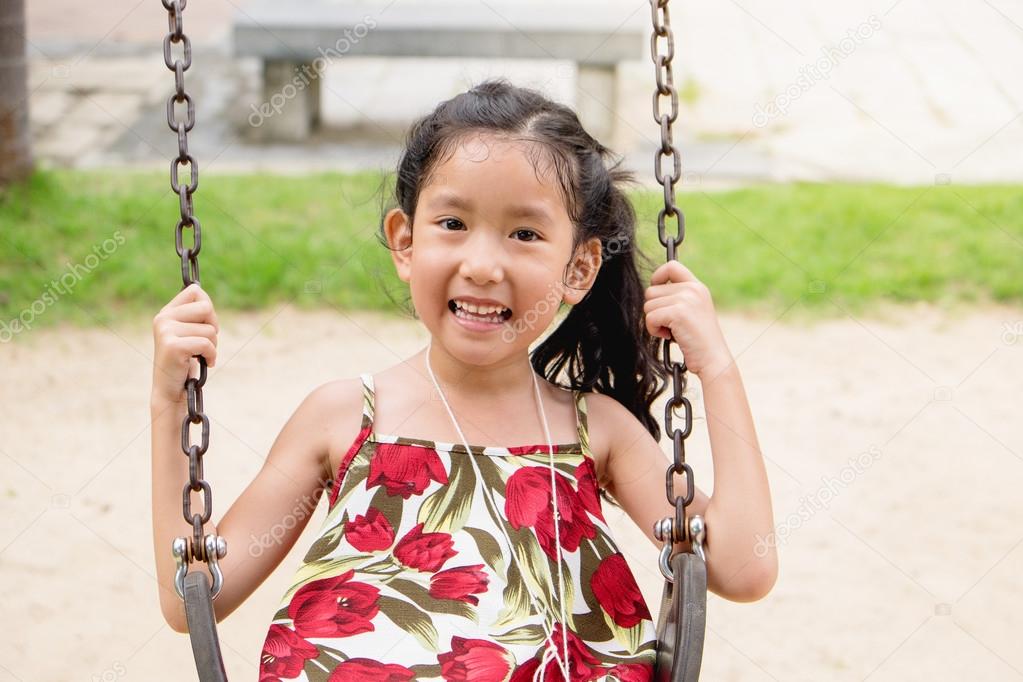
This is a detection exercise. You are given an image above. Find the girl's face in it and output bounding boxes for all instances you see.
[385,133,601,366]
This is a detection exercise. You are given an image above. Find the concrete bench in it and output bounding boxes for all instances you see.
[232,1,646,143]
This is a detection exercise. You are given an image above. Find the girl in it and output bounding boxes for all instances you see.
[151,79,776,681]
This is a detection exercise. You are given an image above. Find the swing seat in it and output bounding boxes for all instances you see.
[183,571,228,682]
[655,551,707,682]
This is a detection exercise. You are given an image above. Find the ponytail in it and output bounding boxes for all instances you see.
[531,163,667,441]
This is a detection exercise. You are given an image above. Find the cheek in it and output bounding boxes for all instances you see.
[407,258,448,313]
[516,278,565,325]
[533,265,568,300]
[408,280,442,313]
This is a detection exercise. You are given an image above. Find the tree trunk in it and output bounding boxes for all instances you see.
[0,0,33,186]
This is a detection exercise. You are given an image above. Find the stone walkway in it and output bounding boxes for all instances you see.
[22,0,1023,183]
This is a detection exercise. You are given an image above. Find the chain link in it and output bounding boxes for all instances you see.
[650,0,694,546]
[163,0,213,565]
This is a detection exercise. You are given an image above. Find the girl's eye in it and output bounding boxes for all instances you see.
[440,220,538,241]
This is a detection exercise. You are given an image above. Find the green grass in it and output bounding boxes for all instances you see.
[1,170,1021,334]
[630,181,1023,319]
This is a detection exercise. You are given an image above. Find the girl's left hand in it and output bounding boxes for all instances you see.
[644,260,734,377]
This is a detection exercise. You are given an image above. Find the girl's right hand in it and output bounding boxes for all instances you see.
[151,282,220,406]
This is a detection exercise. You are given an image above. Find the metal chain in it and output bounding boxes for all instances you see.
[650,0,695,549]
[163,0,214,568]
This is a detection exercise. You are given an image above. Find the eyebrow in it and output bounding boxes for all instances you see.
[427,192,553,222]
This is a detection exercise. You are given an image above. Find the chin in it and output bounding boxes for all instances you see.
[439,335,512,366]
[426,317,515,363]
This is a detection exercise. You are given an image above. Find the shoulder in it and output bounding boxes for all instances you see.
[577,390,643,483]
[580,389,638,428]
[300,376,365,422]
[297,377,368,475]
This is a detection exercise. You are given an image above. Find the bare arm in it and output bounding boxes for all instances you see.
[151,381,349,632]
[599,360,777,602]
[149,284,361,632]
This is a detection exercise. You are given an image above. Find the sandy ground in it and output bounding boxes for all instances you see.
[1,300,1022,681]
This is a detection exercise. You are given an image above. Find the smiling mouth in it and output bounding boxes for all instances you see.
[448,299,513,323]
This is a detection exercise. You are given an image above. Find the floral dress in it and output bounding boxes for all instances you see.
[258,373,656,682]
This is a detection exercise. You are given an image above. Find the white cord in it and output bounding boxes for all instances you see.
[534,366,572,681]
[425,342,571,680]
[533,644,560,682]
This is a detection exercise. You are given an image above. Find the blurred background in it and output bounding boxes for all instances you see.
[1,0,1021,680]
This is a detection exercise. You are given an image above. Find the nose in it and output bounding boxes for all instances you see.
[457,231,505,285]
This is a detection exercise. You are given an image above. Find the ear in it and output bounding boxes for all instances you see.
[384,207,414,283]
[562,236,602,305]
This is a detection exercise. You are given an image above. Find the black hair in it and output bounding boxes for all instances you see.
[378,78,667,440]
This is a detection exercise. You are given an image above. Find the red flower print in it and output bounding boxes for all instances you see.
[507,444,561,456]
[574,458,602,519]
[505,467,596,561]
[344,508,395,552]
[509,658,540,682]
[605,662,654,681]
[437,637,512,681]
[367,442,448,498]
[591,553,651,628]
[508,624,599,682]
[328,658,415,681]
[429,564,489,605]
[328,424,372,509]
[289,570,380,638]
[259,624,318,681]
[554,624,601,680]
[393,522,457,572]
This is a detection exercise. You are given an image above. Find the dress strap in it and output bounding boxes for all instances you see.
[572,389,591,454]
[358,373,376,431]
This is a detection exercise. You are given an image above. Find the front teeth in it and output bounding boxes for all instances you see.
[453,300,510,317]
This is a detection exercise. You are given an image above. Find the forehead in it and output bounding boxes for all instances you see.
[419,134,571,222]
[425,189,557,223]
